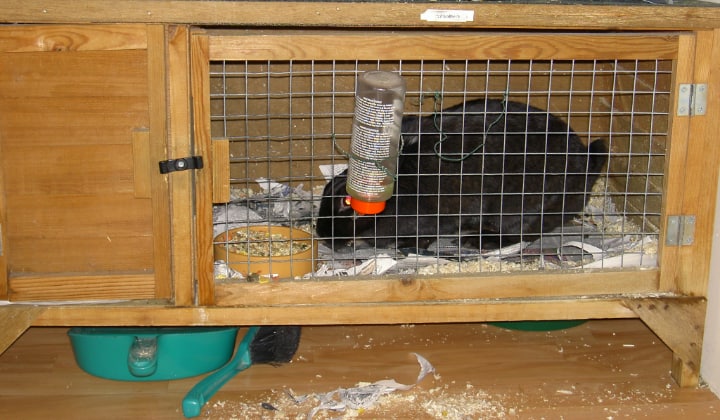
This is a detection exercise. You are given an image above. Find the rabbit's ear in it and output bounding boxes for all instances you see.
[328,171,347,195]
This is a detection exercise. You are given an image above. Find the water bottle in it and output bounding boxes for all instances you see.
[346,71,406,214]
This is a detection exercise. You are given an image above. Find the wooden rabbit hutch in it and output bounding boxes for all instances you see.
[1,0,720,388]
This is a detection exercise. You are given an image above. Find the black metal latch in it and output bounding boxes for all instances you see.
[158,156,203,174]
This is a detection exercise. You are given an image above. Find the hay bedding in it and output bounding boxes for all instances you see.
[213,176,657,280]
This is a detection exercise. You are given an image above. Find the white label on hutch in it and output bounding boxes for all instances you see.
[420,9,474,23]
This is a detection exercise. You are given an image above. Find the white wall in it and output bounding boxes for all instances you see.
[701,170,720,396]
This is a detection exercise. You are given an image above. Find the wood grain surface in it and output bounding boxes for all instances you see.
[0,320,717,419]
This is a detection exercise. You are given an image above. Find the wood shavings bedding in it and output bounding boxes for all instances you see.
[200,380,510,420]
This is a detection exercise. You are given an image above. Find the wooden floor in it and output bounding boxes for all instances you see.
[0,319,718,419]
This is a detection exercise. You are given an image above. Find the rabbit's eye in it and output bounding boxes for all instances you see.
[341,195,352,208]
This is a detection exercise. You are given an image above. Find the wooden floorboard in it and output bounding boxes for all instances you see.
[0,320,718,419]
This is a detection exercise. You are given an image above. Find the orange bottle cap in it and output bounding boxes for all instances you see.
[349,198,386,215]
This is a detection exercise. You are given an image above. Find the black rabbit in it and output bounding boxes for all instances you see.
[316,98,607,250]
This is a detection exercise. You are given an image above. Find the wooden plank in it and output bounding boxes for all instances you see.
[9,274,156,302]
[0,305,45,355]
[658,34,696,292]
[676,29,720,296]
[167,25,195,306]
[0,137,7,300]
[191,33,216,305]
[212,139,230,203]
[209,33,679,61]
[216,270,660,306]
[131,129,152,199]
[30,297,637,326]
[0,50,148,98]
[0,98,149,148]
[624,297,706,387]
[2,144,137,195]
[8,236,155,274]
[146,24,172,300]
[0,24,148,52]
[2,2,720,30]
[7,194,152,237]
[7,194,154,273]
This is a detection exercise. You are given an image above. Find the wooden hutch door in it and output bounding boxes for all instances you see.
[0,25,171,302]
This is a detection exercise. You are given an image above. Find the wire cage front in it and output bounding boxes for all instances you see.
[193,31,682,299]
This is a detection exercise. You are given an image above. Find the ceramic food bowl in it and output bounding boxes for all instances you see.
[214,225,317,279]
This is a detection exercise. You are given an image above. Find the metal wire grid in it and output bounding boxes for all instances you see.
[210,59,671,277]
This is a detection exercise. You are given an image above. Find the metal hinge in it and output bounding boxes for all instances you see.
[666,215,696,246]
[677,84,707,116]
[158,156,204,174]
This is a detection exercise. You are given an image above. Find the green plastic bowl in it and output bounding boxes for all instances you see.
[489,320,586,331]
[68,327,239,381]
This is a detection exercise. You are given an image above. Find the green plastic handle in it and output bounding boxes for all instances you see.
[182,326,259,418]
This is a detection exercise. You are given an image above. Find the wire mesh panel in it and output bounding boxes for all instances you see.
[210,57,670,281]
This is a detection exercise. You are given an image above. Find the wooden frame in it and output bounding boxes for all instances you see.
[187,29,717,386]
[193,30,685,305]
[1,1,720,30]
[0,2,718,388]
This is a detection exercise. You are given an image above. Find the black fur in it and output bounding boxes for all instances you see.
[316,98,607,250]
[249,326,301,364]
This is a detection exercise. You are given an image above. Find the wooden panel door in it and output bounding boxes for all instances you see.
[0,24,171,301]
